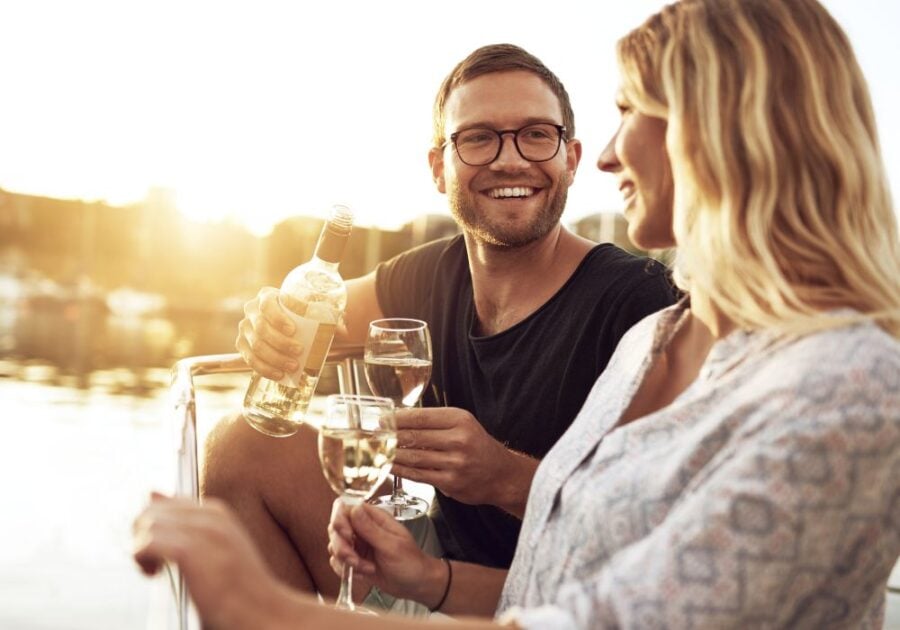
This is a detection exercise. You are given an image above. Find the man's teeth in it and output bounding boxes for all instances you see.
[489,187,535,199]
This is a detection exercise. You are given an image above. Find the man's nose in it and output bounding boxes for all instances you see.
[490,133,531,171]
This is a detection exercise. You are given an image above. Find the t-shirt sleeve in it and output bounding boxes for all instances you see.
[606,258,679,350]
[374,236,457,318]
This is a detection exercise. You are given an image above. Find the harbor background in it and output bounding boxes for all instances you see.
[0,190,640,628]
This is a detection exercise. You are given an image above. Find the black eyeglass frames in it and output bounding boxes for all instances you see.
[441,123,567,166]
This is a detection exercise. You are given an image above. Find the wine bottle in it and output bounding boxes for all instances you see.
[243,205,353,437]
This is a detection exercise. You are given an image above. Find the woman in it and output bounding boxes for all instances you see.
[133,0,900,627]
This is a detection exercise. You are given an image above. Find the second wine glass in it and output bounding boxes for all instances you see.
[317,394,397,613]
[364,318,432,520]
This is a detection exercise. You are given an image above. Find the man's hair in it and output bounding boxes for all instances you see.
[618,0,900,336]
[432,43,575,148]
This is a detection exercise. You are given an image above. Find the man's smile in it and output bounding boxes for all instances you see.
[486,186,537,199]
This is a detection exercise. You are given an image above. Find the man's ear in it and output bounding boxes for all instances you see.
[428,147,446,194]
[565,138,582,187]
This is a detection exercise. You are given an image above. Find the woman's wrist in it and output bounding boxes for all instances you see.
[414,555,451,611]
[430,558,452,612]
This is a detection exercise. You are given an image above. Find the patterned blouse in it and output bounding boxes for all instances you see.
[498,303,900,629]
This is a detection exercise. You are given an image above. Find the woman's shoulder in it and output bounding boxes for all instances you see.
[775,317,900,381]
[732,319,900,439]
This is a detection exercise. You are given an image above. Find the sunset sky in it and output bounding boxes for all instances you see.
[1,0,897,234]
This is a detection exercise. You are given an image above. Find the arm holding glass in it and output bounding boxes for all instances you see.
[327,500,508,617]
[392,407,539,518]
[235,278,540,517]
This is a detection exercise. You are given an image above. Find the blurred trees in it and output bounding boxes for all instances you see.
[0,188,260,301]
[0,188,460,303]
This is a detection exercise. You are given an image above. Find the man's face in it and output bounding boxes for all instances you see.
[429,71,581,248]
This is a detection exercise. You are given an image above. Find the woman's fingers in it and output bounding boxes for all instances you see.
[349,504,412,552]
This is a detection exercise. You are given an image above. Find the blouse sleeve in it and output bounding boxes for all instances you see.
[506,357,900,629]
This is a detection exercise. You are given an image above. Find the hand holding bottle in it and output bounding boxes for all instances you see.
[235,286,303,382]
[243,205,353,438]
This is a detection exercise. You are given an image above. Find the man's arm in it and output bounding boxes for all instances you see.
[493,450,540,519]
[340,271,384,344]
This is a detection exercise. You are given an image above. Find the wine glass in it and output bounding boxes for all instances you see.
[317,394,397,612]
[364,318,432,520]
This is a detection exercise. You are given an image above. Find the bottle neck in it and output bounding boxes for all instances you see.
[309,254,341,271]
[314,221,350,264]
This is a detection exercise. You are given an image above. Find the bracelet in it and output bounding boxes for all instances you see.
[430,558,452,612]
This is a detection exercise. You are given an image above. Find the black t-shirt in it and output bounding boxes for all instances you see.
[375,235,677,568]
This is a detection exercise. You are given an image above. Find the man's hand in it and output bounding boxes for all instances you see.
[133,494,294,629]
[235,287,302,381]
[392,408,539,516]
[327,500,447,608]
[234,275,380,380]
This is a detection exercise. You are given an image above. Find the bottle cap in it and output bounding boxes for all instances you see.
[315,204,354,263]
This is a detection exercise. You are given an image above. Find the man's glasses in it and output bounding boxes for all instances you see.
[442,123,567,166]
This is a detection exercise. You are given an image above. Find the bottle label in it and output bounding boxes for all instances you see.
[278,300,338,388]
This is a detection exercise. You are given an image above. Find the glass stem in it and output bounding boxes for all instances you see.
[390,397,419,504]
[335,563,356,611]
[391,474,406,501]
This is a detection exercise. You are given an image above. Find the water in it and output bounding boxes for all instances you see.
[0,365,245,630]
[3,364,896,628]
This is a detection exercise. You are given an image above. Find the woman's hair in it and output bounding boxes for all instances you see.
[618,0,900,336]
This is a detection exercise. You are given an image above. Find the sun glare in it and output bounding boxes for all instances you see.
[0,0,896,235]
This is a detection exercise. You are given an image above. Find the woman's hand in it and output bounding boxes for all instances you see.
[133,494,295,629]
[235,287,302,381]
[327,499,447,608]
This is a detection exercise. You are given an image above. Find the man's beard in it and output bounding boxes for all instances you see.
[447,181,568,249]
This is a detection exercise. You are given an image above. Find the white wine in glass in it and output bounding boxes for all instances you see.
[363,356,432,408]
[317,394,396,613]
[364,318,432,520]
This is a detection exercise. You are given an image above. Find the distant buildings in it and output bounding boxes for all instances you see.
[0,188,669,372]
[0,188,466,370]
[570,211,672,263]
[570,212,636,253]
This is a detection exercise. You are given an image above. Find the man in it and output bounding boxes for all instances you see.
[203,43,676,614]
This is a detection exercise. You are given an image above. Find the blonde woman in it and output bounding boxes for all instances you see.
[133,1,900,627]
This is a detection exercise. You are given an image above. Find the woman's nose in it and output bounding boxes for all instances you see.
[597,133,620,172]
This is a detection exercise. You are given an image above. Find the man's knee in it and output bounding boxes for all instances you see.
[201,413,319,498]
[201,412,252,496]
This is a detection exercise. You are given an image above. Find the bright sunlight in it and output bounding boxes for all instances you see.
[1,0,897,234]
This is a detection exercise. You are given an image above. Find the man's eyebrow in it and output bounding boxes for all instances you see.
[450,116,562,130]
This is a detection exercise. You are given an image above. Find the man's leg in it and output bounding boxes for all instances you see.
[201,414,340,596]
